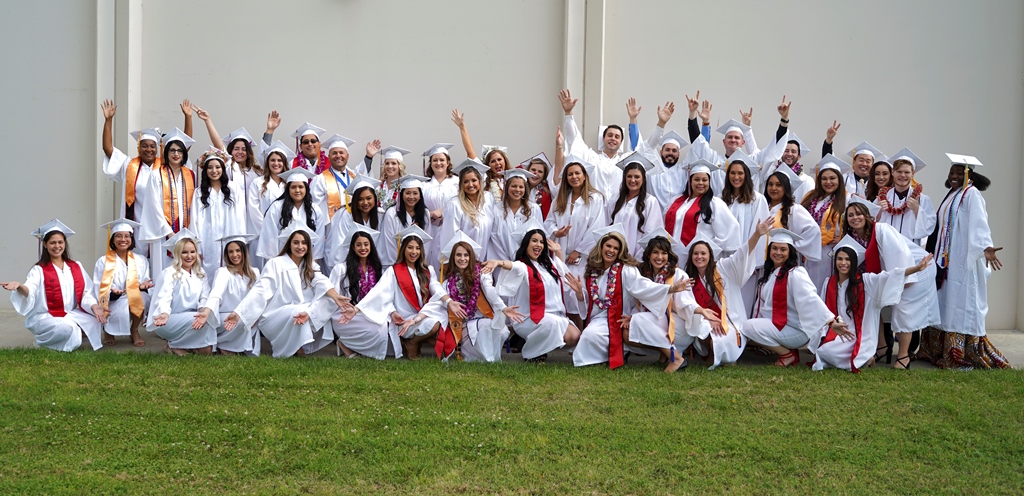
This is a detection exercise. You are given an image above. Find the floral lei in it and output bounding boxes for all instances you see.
[446,263,483,312]
[878,183,923,216]
[587,262,622,310]
[357,264,377,300]
[809,195,835,224]
[376,181,401,211]
[653,267,669,284]
[848,227,871,248]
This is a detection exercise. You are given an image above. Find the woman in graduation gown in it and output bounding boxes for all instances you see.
[191,148,246,278]
[664,159,742,262]
[810,236,932,372]
[313,224,392,359]
[437,232,519,363]
[440,159,498,261]
[93,219,153,347]
[800,154,852,292]
[565,225,689,369]
[492,168,543,261]
[720,150,771,302]
[375,144,407,211]
[544,157,607,328]
[337,226,450,360]
[522,153,553,220]
[740,228,848,367]
[864,156,893,202]
[379,175,432,267]
[225,225,348,358]
[247,141,294,266]
[420,144,459,272]
[193,235,261,355]
[493,218,581,362]
[919,155,1009,369]
[146,229,215,355]
[452,110,506,202]
[257,167,327,263]
[325,175,383,269]
[606,151,664,258]
[875,148,937,244]
[4,220,104,352]
[624,229,694,372]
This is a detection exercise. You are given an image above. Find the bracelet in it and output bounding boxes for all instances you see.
[702,122,711,127]
[780,118,790,123]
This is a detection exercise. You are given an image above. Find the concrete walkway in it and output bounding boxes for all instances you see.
[0,309,1020,369]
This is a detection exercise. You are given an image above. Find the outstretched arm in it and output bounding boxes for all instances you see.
[776,95,790,142]
[823,120,840,157]
[552,127,565,186]
[263,110,280,145]
[451,109,477,160]
[101,99,116,158]
[181,99,193,138]
[193,104,224,150]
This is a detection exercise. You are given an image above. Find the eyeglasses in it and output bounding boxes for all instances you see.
[168,148,184,154]
[301,139,319,145]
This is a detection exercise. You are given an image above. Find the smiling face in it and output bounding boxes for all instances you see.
[205,160,224,182]
[429,153,449,179]
[820,170,840,195]
[846,204,868,232]
[769,242,790,266]
[527,232,544,260]
[782,143,800,166]
[453,245,471,270]
[766,175,785,203]
[230,140,248,164]
[506,177,526,201]
[835,250,852,277]
[690,172,710,196]
[893,162,914,189]
[661,143,680,166]
[649,246,668,271]
[402,187,421,209]
[112,231,132,252]
[853,154,874,177]
[139,139,158,164]
[461,170,481,197]
[689,243,710,271]
[45,233,66,261]
[603,127,623,154]
[872,163,891,188]
[166,143,185,166]
[947,164,965,189]
[728,162,747,189]
[352,235,371,260]
[329,147,349,170]
[601,237,622,266]
[299,134,319,159]
[403,238,421,264]
[267,152,286,175]
[225,242,244,267]
[180,240,198,270]
[624,167,644,194]
[383,158,402,180]
[357,188,376,214]
[288,182,306,203]
[723,130,744,155]
[288,233,308,259]
[527,162,546,187]
[566,164,585,190]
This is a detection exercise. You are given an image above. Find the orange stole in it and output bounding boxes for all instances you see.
[322,168,353,220]
[160,166,196,229]
[447,292,495,346]
[125,157,163,208]
[98,249,144,318]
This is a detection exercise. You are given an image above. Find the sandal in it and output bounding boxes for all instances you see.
[893,355,911,370]
[525,353,547,364]
[874,344,892,365]
[773,349,799,367]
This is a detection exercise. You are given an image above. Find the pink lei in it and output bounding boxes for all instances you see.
[446,264,483,311]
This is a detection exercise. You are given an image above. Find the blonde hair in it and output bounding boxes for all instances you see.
[172,238,204,281]
[380,158,407,181]
[585,233,638,272]
[457,168,487,226]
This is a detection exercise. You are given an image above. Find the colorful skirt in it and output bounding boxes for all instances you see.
[917,327,1011,370]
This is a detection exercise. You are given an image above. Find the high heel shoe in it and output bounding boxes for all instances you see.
[874,344,892,365]
[774,349,799,367]
[893,355,911,370]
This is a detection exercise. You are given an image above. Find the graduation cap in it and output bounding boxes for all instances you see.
[292,122,326,139]
[398,224,433,244]
[422,143,455,158]
[395,174,430,191]
[277,223,316,243]
[830,234,866,261]
[511,216,546,247]
[441,229,483,260]
[784,132,811,156]
[687,231,722,259]
[260,140,297,164]
[453,158,489,176]
[519,152,551,169]
[767,228,802,247]
[339,224,381,256]
[345,174,382,196]
[381,146,412,161]
[687,159,722,177]
[162,228,201,250]
[637,227,684,256]
[222,127,255,148]
[816,153,853,176]
[660,130,689,149]
[847,195,881,218]
[726,150,761,173]
[130,127,161,144]
[716,119,750,136]
[163,127,196,148]
[615,151,659,175]
[99,218,140,235]
[891,147,927,171]
[33,219,75,240]
[502,168,537,182]
[848,141,882,160]
[323,134,356,151]
[279,167,316,183]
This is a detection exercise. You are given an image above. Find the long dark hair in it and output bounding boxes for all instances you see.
[351,185,380,230]
[721,161,755,205]
[277,181,317,231]
[396,236,430,301]
[396,186,428,229]
[802,169,847,217]
[514,229,559,283]
[36,231,73,266]
[345,231,382,304]
[684,241,718,302]
[279,230,315,288]
[162,140,189,166]
[832,246,863,320]
[639,237,678,279]
[841,202,875,239]
[442,241,480,285]
[610,163,649,235]
[865,162,892,202]
[199,158,233,208]
[683,173,714,224]
[765,171,795,229]
[228,137,263,176]
[756,242,801,286]
[261,150,290,195]
[223,240,257,289]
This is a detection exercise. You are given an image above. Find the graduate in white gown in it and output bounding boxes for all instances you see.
[810,236,931,372]
[193,235,261,355]
[493,218,582,362]
[257,167,328,263]
[741,229,845,367]
[437,232,516,363]
[440,159,498,261]
[843,141,883,198]
[337,226,450,360]
[663,159,741,260]
[756,133,816,204]
[226,225,348,358]
[93,219,153,347]
[685,118,765,197]
[309,134,360,225]
[314,224,392,359]
[522,153,554,220]
[247,141,295,267]
[379,175,433,268]
[606,151,665,258]
[918,156,1009,370]
[146,229,216,355]
[843,197,939,369]
[191,148,246,278]
[325,175,382,269]
[216,126,270,241]
[625,229,695,372]
[720,150,770,302]
[544,157,607,326]
[420,144,460,272]
[558,89,633,197]
[4,220,103,352]
[492,168,543,261]
[801,154,852,292]
[875,148,937,244]
[864,156,893,203]
[565,224,688,369]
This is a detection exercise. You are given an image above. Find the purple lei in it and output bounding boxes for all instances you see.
[446,263,483,311]
[358,264,377,300]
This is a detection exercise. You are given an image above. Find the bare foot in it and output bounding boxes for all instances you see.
[102,331,115,347]
[164,343,189,356]
[130,329,145,347]
[663,355,688,373]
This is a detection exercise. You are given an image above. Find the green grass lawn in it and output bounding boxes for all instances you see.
[0,350,1021,495]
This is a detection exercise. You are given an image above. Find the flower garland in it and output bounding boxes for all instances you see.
[357,264,377,300]
[848,227,871,248]
[446,263,483,313]
[879,183,923,216]
[808,195,834,224]
[653,267,669,284]
[587,262,622,310]
[376,181,401,211]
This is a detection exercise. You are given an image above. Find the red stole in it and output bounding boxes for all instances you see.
[664,195,704,245]
[692,276,721,316]
[525,263,549,323]
[539,189,552,220]
[823,275,866,372]
[392,263,423,312]
[586,264,626,370]
[863,229,881,274]
[768,270,789,331]
[41,262,85,318]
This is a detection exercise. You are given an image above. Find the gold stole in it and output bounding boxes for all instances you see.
[98,249,144,318]
[448,293,495,348]
[665,275,677,345]
[711,269,739,347]
[819,202,841,246]
[322,168,353,220]
[161,166,195,229]
[125,157,162,207]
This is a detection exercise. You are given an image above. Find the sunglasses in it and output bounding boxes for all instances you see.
[301,139,319,145]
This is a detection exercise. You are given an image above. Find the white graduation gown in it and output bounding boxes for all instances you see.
[759,162,815,204]
[810,269,906,371]
[202,267,261,354]
[11,262,102,351]
[324,208,385,269]
[683,247,757,369]
[441,199,498,262]
[726,193,770,261]
[378,207,433,268]
[562,114,631,198]
[441,272,509,363]
[544,192,607,314]
[741,266,834,350]
[91,253,151,337]
[354,265,449,351]
[647,164,688,211]
[238,166,261,236]
[423,176,459,272]
[803,194,848,292]
[933,187,993,336]
[606,192,665,258]
[246,177,286,238]
[146,267,216,350]
[492,203,543,262]
[498,257,573,359]
[257,200,327,262]
[232,256,333,357]
[855,223,936,336]
[190,185,247,278]
[665,195,742,259]
[844,172,870,198]
[628,267,695,350]
[312,263,394,360]
[876,188,937,244]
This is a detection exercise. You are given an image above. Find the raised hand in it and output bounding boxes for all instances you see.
[685,91,701,116]
[668,279,691,293]
[192,104,211,122]
[740,107,754,126]
[905,196,920,214]
[826,120,841,143]
[101,99,117,120]
[556,126,565,151]
[266,110,281,132]
[565,273,584,296]
[756,217,775,237]
[558,89,578,115]
[626,97,642,122]
[451,108,466,128]
[777,95,791,121]
[698,100,713,124]
[657,101,675,126]
[180,99,192,117]
[984,247,1003,270]
[503,305,526,324]
[546,239,562,257]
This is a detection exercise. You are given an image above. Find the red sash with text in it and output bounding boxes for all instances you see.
[41,262,85,318]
